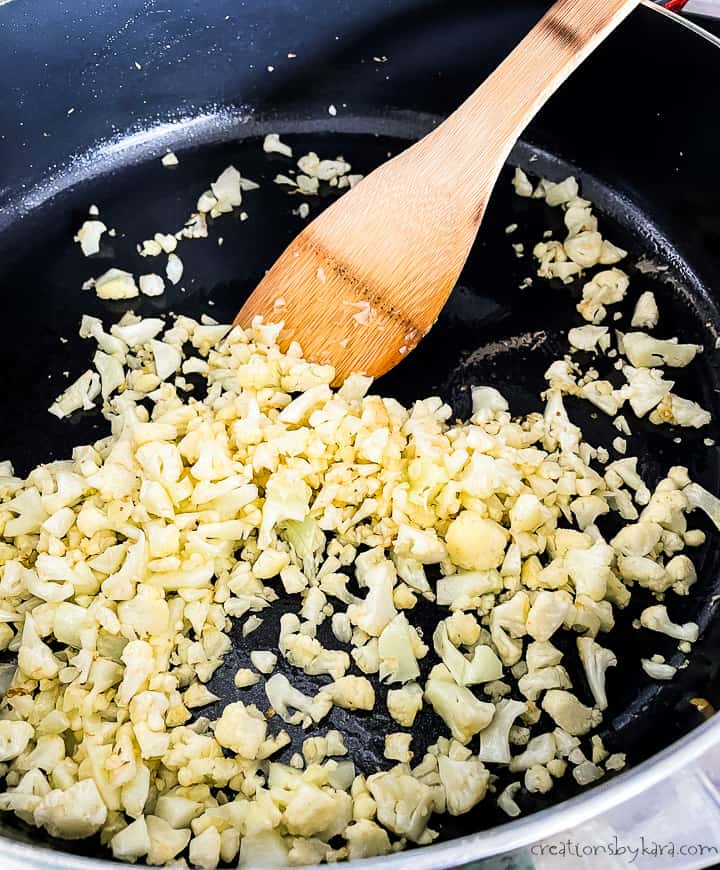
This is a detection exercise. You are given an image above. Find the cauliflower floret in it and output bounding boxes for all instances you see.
[394,524,447,564]
[524,764,554,794]
[424,665,495,744]
[577,637,617,710]
[490,591,530,666]
[366,771,435,844]
[188,825,221,869]
[621,366,674,417]
[347,558,398,637]
[433,620,503,685]
[265,674,333,727]
[284,783,348,837]
[213,701,267,758]
[378,613,427,683]
[497,782,522,818]
[577,269,629,323]
[649,393,711,429]
[446,511,508,571]
[384,732,413,763]
[110,817,151,861]
[617,555,670,593]
[145,815,191,865]
[471,385,509,417]
[31,780,106,840]
[478,699,527,764]
[512,167,534,197]
[344,819,392,859]
[508,732,557,772]
[631,291,659,329]
[526,591,571,642]
[541,690,602,736]
[642,659,677,680]
[611,522,662,557]
[665,554,697,595]
[565,541,614,601]
[685,482,720,531]
[568,325,609,353]
[526,640,563,672]
[518,665,572,702]
[623,332,700,369]
[322,676,375,711]
[17,615,62,681]
[437,755,489,815]
[0,721,34,762]
[436,571,503,611]
[386,683,424,728]
[639,605,699,643]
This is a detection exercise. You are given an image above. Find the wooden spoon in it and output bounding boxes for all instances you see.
[235,0,638,383]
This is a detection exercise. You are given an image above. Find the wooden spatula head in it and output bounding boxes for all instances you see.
[235,0,638,384]
[236,147,486,383]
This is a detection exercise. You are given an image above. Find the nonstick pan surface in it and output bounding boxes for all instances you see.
[1,0,720,863]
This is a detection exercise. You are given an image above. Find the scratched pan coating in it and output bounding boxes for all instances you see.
[1,0,720,860]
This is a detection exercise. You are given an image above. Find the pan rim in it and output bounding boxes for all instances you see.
[1,4,720,870]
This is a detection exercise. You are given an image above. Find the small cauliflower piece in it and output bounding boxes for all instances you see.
[263,133,293,157]
[642,659,677,680]
[508,732,556,772]
[347,558,398,637]
[378,612,427,684]
[74,219,107,256]
[213,701,267,758]
[0,721,35,761]
[49,370,101,418]
[322,676,375,711]
[573,761,605,786]
[577,268,629,323]
[649,393,711,429]
[139,273,165,297]
[34,779,108,839]
[568,325,609,353]
[497,782,522,818]
[524,765,554,794]
[366,771,435,844]
[541,690,602,736]
[512,167,534,197]
[386,683,424,728]
[622,332,701,368]
[189,825,221,870]
[265,674,332,727]
[438,755,489,815]
[639,605,699,643]
[384,732,413,763]
[433,620,503,685]
[345,820,392,859]
[478,698,527,764]
[630,290,659,328]
[424,664,495,744]
[146,815,191,865]
[577,637,616,710]
[526,591,571,642]
[517,665,572,702]
[111,817,151,861]
[250,650,277,674]
[446,511,508,570]
[94,268,139,300]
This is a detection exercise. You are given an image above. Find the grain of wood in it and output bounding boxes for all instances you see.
[236,0,638,383]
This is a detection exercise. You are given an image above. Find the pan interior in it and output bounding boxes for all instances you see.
[1,114,720,856]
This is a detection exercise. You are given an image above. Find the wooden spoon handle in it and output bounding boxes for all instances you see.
[417,0,638,199]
